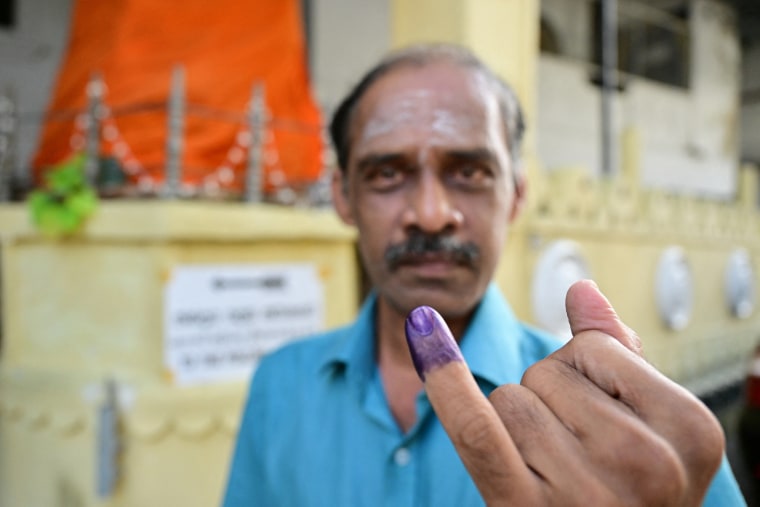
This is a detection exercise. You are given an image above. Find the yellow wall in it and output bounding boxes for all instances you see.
[497,163,760,392]
[0,202,359,507]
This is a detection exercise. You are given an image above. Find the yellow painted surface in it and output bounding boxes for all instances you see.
[462,0,539,135]
[0,378,96,507]
[390,0,466,48]
[498,163,760,394]
[0,369,248,507]
[0,202,358,507]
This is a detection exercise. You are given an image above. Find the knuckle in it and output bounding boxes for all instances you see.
[582,483,624,507]
[520,360,550,388]
[451,408,502,457]
[488,384,542,435]
[572,330,610,362]
[619,425,688,503]
[487,383,522,409]
[643,446,687,502]
[626,326,644,354]
[679,397,726,474]
[520,357,580,405]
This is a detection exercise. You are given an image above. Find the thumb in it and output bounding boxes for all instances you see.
[565,279,642,356]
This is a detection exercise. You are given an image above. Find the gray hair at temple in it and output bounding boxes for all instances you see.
[328,43,526,176]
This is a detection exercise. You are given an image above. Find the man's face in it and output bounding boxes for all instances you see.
[333,61,523,320]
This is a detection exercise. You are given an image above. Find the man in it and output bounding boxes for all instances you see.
[223,44,745,505]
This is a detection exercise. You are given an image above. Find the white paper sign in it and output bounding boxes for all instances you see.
[164,264,324,385]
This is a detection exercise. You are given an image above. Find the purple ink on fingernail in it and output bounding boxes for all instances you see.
[405,306,464,381]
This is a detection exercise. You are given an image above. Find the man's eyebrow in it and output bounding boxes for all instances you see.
[445,148,499,165]
[355,153,408,173]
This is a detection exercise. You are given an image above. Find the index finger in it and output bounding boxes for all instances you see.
[405,306,539,503]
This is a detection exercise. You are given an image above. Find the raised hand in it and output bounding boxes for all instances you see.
[405,280,724,506]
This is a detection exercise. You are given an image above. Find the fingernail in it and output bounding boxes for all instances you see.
[405,306,464,381]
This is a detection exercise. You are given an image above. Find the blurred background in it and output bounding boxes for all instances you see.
[1,0,759,505]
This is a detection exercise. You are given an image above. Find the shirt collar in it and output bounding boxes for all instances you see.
[459,283,525,388]
[319,284,525,389]
[320,291,378,384]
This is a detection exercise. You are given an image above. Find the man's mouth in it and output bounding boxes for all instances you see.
[394,254,464,278]
[396,252,460,266]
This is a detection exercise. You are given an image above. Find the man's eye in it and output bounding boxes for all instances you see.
[459,165,479,178]
[378,165,398,179]
[451,164,493,188]
[366,165,404,190]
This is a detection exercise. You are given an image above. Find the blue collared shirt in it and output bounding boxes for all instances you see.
[223,284,745,506]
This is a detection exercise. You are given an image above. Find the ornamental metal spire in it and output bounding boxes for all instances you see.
[164,65,185,198]
[244,82,266,203]
[85,73,105,187]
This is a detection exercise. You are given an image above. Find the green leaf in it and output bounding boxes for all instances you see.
[27,153,99,238]
[35,206,66,237]
[47,158,86,193]
[66,188,98,217]
[28,191,53,225]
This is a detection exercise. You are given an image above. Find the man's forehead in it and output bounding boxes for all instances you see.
[350,62,500,146]
[356,62,492,116]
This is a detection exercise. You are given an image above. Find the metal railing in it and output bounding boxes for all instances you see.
[0,66,335,206]
[0,91,17,202]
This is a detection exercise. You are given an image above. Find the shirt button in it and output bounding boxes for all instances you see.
[394,447,411,467]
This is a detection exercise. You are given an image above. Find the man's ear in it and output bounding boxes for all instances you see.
[508,172,526,223]
[331,169,355,226]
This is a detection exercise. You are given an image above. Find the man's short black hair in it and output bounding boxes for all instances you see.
[329,43,526,175]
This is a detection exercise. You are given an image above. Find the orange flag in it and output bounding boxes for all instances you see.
[33,0,322,194]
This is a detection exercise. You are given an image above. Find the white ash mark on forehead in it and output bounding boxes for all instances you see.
[358,90,432,144]
[431,109,468,138]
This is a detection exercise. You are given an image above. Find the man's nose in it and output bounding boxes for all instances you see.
[402,172,464,233]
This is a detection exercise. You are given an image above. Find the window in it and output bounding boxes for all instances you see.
[301,0,313,77]
[590,0,690,89]
[0,0,15,29]
[540,17,562,55]
[539,0,690,89]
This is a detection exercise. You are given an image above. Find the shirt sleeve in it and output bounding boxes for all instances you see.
[702,455,747,506]
[221,363,274,507]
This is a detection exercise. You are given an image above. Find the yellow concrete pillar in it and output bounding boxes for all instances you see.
[621,126,641,189]
[390,0,467,47]
[739,163,759,211]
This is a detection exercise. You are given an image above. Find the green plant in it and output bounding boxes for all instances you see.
[28,153,99,237]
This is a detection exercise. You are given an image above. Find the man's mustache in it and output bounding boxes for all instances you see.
[384,232,480,270]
